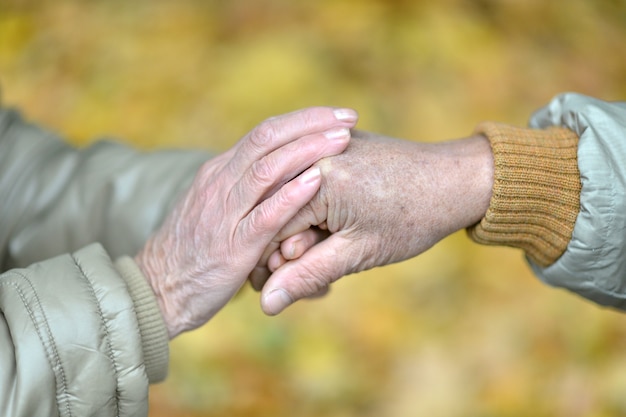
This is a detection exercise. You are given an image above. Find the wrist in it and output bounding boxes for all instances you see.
[134,242,181,339]
[437,134,494,232]
[458,134,494,227]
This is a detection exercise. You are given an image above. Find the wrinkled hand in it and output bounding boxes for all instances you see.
[250,130,494,315]
[134,107,358,338]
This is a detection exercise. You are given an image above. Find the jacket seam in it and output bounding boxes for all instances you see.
[70,254,122,417]
[0,276,73,417]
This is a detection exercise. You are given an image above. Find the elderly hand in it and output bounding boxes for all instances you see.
[250,130,494,315]
[134,107,358,338]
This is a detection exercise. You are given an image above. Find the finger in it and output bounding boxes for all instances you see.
[229,125,350,212]
[239,166,322,258]
[229,107,358,176]
[248,192,329,293]
[249,205,326,291]
[268,250,287,272]
[260,233,354,315]
[249,227,330,294]
[273,201,327,246]
[280,227,329,260]
[248,240,304,292]
[249,244,279,291]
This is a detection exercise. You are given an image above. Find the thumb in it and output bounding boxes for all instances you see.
[261,232,354,315]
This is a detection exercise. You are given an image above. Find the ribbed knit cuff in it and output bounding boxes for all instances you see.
[114,256,169,383]
[467,122,581,267]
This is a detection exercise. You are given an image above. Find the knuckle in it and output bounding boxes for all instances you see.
[245,203,273,236]
[249,158,276,187]
[297,109,317,130]
[242,192,294,242]
[297,258,328,285]
[299,272,330,296]
[249,120,277,149]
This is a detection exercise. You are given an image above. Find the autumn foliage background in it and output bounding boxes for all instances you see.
[2,1,626,416]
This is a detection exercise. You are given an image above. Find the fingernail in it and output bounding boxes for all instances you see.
[333,108,358,123]
[299,167,320,184]
[324,127,350,141]
[263,289,293,315]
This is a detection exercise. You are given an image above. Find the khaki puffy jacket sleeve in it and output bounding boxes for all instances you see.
[0,108,208,416]
[529,94,626,309]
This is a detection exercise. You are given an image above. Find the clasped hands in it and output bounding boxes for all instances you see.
[134,107,494,339]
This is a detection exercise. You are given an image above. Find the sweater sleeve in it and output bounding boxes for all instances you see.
[467,122,581,267]
[469,93,626,311]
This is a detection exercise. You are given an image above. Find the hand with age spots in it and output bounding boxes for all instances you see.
[249,130,494,315]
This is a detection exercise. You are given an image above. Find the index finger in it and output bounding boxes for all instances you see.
[227,107,358,177]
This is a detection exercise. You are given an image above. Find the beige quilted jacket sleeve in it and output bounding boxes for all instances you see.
[0,108,208,416]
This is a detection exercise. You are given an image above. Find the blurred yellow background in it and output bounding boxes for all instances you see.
[2,1,626,416]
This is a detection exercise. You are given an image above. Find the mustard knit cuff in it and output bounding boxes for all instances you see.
[115,256,169,383]
[467,122,581,267]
